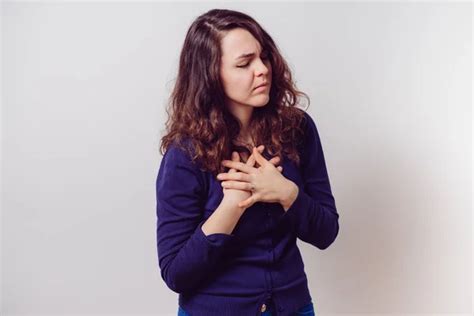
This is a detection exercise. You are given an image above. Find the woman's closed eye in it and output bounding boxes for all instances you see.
[237,53,270,68]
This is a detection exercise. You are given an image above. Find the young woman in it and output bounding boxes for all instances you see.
[156,8,339,316]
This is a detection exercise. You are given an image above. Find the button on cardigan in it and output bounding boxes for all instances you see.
[155,110,339,316]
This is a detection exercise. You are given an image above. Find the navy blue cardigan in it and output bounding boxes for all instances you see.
[155,111,339,316]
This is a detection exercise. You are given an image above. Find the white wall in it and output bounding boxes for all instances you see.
[1,1,471,315]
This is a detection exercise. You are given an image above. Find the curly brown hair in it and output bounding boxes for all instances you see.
[159,8,311,177]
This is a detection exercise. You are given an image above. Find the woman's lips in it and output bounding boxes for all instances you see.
[254,83,269,90]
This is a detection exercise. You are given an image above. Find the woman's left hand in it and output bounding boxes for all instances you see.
[217,147,298,209]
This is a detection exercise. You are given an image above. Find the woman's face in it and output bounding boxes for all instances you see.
[219,28,272,110]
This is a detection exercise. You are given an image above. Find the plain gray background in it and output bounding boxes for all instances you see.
[1,1,472,315]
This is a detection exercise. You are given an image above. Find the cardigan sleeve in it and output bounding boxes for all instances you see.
[283,112,340,249]
[155,142,234,294]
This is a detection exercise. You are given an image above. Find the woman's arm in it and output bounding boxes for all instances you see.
[156,144,241,294]
[280,111,340,250]
[201,199,245,235]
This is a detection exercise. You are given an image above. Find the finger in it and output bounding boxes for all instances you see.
[268,156,280,166]
[246,155,256,167]
[229,151,239,173]
[233,151,241,161]
[221,160,256,174]
[216,172,252,182]
[246,145,265,167]
[238,194,258,208]
[252,147,269,167]
[257,164,281,172]
[221,180,254,191]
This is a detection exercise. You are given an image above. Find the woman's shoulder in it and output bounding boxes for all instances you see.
[163,137,190,156]
[294,107,316,133]
[291,108,324,167]
[159,137,208,186]
[157,138,208,199]
[162,137,201,170]
[290,108,318,151]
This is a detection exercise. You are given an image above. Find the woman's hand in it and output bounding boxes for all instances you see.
[218,147,298,210]
[221,145,283,210]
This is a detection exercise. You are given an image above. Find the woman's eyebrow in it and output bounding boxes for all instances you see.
[235,49,266,60]
[235,52,256,60]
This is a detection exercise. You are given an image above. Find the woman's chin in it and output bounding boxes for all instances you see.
[250,95,270,107]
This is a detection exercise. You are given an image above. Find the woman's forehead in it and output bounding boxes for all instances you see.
[220,29,262,60]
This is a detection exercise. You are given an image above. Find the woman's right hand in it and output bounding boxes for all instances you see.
[221,145,282,210]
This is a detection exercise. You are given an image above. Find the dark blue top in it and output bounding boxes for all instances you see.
[155,110,339,316]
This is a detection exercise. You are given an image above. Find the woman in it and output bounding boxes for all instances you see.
[156,8,339,316]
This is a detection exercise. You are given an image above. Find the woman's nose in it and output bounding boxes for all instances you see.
[255,59,270,76]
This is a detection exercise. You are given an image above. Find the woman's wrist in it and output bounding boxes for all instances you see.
[221,195,248,214]
[280,180,299,212]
